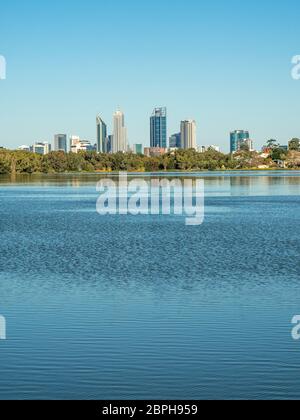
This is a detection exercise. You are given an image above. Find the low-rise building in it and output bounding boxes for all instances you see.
[144,147,168,157]
[133,144,143,155]
[32,142,51,155]
[18,145,31,152]
[70,136,95,153]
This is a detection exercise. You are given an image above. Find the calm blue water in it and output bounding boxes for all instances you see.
[0,171,300,400]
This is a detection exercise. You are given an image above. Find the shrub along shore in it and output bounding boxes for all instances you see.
[0,148,299,174]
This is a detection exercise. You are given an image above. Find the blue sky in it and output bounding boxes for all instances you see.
[0,0,300,151]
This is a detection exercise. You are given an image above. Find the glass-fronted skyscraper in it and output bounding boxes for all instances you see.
[96,115,107,153]
[169,133,181,148]
[150,107,167,148]
[230,130,250,153]
[105,135,113,154]
[54,134,67,152]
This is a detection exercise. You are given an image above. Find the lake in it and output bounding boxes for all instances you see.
[0,171,300,400]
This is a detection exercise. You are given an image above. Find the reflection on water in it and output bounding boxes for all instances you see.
[0,172,300,400]
[1,171,300,194]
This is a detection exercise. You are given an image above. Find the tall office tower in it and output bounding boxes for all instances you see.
[112,110,127,153]
[104,135,113,154]
[150,107,167,148]
[96,115,107,153]
[169,133,182,149]
[230,130,250,153]
[181,120,197,150]
[54,134,67,152]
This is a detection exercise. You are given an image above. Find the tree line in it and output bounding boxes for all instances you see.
[0,147,299,175]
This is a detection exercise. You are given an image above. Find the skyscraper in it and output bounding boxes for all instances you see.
[54,134,67,152]
[230,130,250,153]
[96,115,107,153]
[105,135,113,154]
[169,133,181,149]
[112,110,127,153]
[150,107,167,148]
[181,120,197,150]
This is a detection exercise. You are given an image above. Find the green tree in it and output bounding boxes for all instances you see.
[271,148,288,161]
[288,138,300,151]
[266,139,279,149]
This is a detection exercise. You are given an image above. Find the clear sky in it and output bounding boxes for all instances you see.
[0,0,300,151]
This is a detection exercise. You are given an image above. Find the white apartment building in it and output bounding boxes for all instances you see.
[181,120,197,150]
[112,110,127,153]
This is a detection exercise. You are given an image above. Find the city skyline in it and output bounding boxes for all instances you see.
[9,107,300,154]
[3,102,299,153]
[10,106,253,153]
[1,1,300,151]
[8,103,300,154]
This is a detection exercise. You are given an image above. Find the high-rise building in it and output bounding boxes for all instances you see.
[181,120,197,150]
[112,110,127,153]
[169,133,181,149]
[105,135,113,154]
[96,115,107,153]
[150,107,167,148]
[54,134,67,152]
[230,130,250,153]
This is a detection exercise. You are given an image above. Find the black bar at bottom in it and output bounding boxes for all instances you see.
[0,401,210,417]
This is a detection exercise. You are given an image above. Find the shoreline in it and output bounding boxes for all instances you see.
[1,168,300,177]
